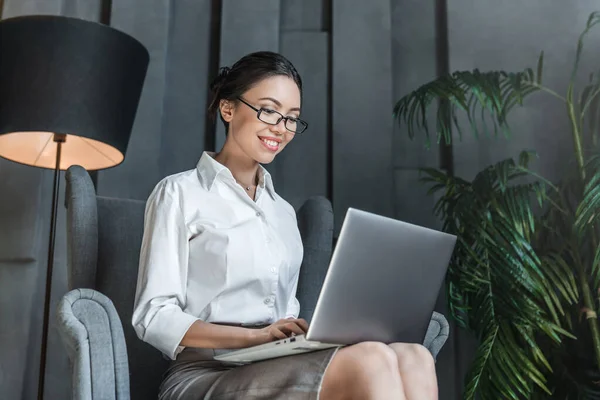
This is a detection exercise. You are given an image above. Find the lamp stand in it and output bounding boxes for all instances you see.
[37,133,66,400]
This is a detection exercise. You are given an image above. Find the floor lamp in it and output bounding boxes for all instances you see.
[0,15,149,399]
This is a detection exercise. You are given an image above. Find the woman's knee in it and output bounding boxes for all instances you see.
[321,342,400,399]
[351,341,399,371]
[328,342,399,378]
[389,343,435,368]
[356,342,398,368]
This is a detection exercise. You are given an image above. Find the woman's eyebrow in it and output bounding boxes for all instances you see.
[258,97,301,112]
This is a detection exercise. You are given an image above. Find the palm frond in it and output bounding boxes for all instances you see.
[568,12,600,164]
[572,154,600,293]
[579,70,600,117]
[581,71,600,148]
[570,11,600,83]
[421,153,577,399]
[393,54,544,146]
[574,155,600,236]
[463,324,500,400]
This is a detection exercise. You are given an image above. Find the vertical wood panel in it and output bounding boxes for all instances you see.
[0,164,44,261]
[391,0,439,170]
[97,0,171,200]
[277,31,329,209]
[159,0,212,177]
[214,0,280,151]
[393,170,441,229]
[0,162,45,400]
[332,0,394,233]
[61,0,102,19]
[280,0,323,31]
[2,0,61,15]
[0,260,40,399]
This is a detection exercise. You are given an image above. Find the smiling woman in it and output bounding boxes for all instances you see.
[131,51,438,400]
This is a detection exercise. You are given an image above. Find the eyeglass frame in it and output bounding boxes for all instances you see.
[236,97,308,134]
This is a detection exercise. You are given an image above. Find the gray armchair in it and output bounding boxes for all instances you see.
[56,165,450,400]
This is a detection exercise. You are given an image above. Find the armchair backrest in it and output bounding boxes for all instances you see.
[65,166,168,400]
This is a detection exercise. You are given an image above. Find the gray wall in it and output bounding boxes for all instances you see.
[2,1,600,399]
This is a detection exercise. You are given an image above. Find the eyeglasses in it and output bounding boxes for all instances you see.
[237,97,308,134]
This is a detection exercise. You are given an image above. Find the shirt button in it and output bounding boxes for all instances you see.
[256,211,262,217]
[264,298,271,305]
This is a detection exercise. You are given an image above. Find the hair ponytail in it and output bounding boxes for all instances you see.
[208,66,232,118]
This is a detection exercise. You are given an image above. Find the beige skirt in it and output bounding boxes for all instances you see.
[158,346,339,400]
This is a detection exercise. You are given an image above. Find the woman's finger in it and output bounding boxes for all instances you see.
[295,318,309,332]
[270,327,288,340]
[282,322,305,336]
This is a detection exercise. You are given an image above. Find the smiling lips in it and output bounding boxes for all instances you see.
[259,136,281,152]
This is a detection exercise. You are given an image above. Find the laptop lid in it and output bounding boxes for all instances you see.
[306,208,456,345]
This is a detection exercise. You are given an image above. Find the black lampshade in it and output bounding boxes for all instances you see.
[0,15,149,170]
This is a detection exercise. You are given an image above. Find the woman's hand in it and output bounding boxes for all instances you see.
[182,318,310,350]
[252,318,309,345]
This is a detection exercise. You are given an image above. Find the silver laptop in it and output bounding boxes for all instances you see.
[214,208,457,364]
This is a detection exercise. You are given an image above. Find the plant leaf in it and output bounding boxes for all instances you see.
[393,68,543,146]
[536,51,544,85]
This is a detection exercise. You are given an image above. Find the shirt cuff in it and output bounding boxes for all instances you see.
[143,307,200,360]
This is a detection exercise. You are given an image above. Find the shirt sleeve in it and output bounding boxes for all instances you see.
[131,180,199,360]
[285,215,302,319]
[285,290,301,319]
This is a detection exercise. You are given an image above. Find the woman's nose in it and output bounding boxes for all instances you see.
[269,119,287,135]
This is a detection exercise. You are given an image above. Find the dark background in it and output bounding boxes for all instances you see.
[1,0,599,398]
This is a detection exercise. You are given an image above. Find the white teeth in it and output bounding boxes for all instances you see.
[262,138,278,147]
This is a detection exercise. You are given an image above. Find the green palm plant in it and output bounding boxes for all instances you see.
[394,11,600,399]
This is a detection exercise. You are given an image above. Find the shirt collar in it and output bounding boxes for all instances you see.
[196,151,276,199]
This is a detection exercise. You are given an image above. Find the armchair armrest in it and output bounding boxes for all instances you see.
[56,288,130,400]
[422,311,450,361]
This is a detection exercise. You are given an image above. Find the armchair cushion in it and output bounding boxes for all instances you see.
[423,311,450,361]
[57,288,130,400]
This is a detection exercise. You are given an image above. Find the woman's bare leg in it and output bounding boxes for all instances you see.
[388,343,438,400]
[320,342,405,400]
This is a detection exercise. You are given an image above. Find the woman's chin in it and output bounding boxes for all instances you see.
[255,154,277,164]
[252,147,281,164]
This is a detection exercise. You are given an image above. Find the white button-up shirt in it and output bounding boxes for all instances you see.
[132,152,303,360]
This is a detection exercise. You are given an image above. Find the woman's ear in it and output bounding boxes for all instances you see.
[219,99,234,123]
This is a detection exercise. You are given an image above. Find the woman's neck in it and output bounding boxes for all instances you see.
[214,146,260,188]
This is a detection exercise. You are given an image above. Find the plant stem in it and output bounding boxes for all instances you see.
[568,91,600,370]
[568,101,586,180]
[531,83,567,102]
[580,271,600,368]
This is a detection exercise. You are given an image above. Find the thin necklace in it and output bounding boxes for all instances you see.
[232,168,259,191]
[236,179,257,191]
